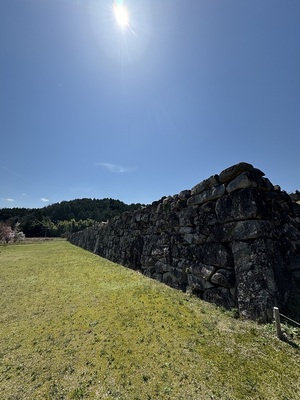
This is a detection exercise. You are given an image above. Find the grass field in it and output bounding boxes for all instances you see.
[0,240,299,400]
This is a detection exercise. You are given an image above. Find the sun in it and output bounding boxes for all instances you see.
[113,2,129,29]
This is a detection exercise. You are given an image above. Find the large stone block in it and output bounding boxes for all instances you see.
[230,220,274,240]
[232,238,293,322]
[194,202,218,231]
[216,188,269,223]
[189,262,216,280]
[178,189,191,200]
[162,270,186,290]
[208,220,274,242]
[187,184,225,206]
[155,260,171,273]
[196,242,233,269]
[187,274,214,293]
[191,175,219,196]
[226,171,273,193]
[219,162,262,184]
[210,268,235,288]
[178,206,197,227]
[203,287,236,309]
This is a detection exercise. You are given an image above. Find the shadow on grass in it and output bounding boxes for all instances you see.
[281,333,300,350]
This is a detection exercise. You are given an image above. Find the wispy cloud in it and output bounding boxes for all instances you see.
[4,198,14,202]
[41,198,50,203]
[96,163,136,173]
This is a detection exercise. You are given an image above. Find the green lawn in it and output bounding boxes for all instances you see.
[0,240,299,399]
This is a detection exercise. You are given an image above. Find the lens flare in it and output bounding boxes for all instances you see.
[113,2,129,28]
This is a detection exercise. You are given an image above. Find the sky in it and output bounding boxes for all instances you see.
[1,0,300,209]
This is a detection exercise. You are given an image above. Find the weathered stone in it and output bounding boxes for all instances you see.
[187,274,214,292]
[207,222,236,242]
[194,202,218,229]
[226,172,273,193]
[162,272,176,284]
[219,162,259,184]
[193,233,208,244]
[176,259,192,271]
[183,233,194,244]
[196,242,233,269]
[190,263,216,280]
[170,200,183,211]
[282,223,300,241]
[232,238,296,322]
[262,177,274,190]
[152,273,163,282]
[229,220,274,241]
[143,267,155,277]
[216,188,268,223]
[210,269,235,288]
[178,207,197,227]
[151,246,166,259]
[156,203,164,213]
[191,175,219,196]
[163,271,186,290]
[209,220,275,242]
[179,226,194,234]
[163,196,173,205]
[187,184,225,206]
[178,190,191,200]
[203,287,236,309]
[135,213,142,222]
[155,261,171,273]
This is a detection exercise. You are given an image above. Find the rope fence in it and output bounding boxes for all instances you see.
[279,312,300,327]
[273,307,300,340]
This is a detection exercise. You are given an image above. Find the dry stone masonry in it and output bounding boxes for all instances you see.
[69,163,300,322]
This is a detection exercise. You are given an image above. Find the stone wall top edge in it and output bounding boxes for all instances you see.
[108,163,292,223]
[135,164,290,216]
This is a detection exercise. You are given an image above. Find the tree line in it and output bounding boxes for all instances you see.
[0,198,143,238]
[290,190,300,203]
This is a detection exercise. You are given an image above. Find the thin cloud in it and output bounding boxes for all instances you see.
[41,198,50,203]
[5,198,14,202]
[96,162,136,173]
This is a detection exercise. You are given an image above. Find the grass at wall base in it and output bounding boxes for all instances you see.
[0,240,299,400]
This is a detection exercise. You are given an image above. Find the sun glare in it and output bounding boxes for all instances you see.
[113,2,129,28]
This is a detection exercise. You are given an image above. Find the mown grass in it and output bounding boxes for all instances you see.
[0,240,299,400]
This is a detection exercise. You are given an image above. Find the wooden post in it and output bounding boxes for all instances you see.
[273,307,282,339]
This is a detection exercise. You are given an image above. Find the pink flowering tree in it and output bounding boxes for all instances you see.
[0,222,15,243]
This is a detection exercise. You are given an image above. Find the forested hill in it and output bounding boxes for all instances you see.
[0,198,143,237]
[2,191,299,239]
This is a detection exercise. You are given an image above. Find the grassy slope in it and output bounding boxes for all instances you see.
[0,241,299,400]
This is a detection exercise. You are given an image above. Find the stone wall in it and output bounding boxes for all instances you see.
[68,163,300,322]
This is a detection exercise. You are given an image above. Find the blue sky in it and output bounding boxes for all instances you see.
[1,0,300,208]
